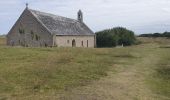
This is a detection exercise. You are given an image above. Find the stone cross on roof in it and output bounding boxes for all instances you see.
[26,3,29,8]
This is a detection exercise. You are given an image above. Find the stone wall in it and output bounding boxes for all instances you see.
[55,35,95,48]
[7,8,53,47]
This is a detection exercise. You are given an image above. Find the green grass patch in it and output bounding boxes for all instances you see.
[147,48,170,98]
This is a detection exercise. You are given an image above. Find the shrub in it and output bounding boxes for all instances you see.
[96,27,136,47]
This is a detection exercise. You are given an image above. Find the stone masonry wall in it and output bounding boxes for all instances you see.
[55,35,95,48]
[7,9,53,47]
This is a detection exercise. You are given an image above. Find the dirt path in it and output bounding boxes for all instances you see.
[57,44,164,100]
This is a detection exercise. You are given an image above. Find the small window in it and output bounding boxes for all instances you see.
[19,40,20,44]
[87,40,88,47]
[31,30,34,40]
[19,28,25,34]
[45,43,48,47]
[67,40,69,44]
[35,34,40,41]
[81,41,84,47]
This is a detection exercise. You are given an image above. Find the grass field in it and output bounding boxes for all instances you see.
[0,37,6,46]
[0,37,170,100]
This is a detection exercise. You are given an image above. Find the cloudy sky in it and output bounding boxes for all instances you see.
[1,0,170,34]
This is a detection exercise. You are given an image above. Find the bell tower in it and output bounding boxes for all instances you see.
[78,10,83,22]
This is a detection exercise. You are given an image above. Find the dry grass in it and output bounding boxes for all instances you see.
[138,37,170,45]
[0,37,170,100]
[0,37,6,46]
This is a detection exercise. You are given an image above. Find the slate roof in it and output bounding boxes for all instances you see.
[29,9,95,36]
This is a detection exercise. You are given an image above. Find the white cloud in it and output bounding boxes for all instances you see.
[1,0,170,34]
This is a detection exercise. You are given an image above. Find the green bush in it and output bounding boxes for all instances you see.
[96,27,136,47]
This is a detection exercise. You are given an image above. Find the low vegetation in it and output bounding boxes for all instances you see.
[0,36,170,100]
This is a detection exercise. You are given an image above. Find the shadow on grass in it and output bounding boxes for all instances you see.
[156,65,170,80]
[159,46,170,48]
[114,54,135,58]
[149,63,170,98]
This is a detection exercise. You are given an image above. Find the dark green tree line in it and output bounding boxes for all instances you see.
[139,32,170,37]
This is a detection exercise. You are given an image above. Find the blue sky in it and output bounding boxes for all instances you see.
[1,0,170,34]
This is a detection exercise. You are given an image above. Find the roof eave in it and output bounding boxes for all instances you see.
[55,34,95,36]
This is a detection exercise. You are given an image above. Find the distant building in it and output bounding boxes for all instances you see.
[7,5,96,47]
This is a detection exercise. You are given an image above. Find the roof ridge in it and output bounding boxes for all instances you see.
[28,8,78,23]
